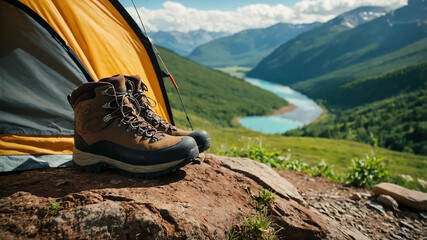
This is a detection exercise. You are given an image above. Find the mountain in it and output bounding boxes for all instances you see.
[150,30,229,56]
[247,3,426,85]
[327,6,388,28]
[188,22,321,67]
[156,47,287,127]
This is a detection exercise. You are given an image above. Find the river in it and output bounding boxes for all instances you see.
[238,77,323,134]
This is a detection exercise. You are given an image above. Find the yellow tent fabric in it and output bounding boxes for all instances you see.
[1,0,172,157]
[18,0,171,123]
[0,135,73,155]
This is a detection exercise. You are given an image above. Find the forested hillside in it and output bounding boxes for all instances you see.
[286,89,427,155]
[325,63,427,109]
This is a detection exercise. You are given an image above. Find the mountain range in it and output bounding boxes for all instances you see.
[188,22,321,67]
[149,30,229,56]
[247,1,427,103]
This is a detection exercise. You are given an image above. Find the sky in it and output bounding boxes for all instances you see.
[122,0,407,33]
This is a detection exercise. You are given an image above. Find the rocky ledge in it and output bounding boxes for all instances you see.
[0,154,424,239]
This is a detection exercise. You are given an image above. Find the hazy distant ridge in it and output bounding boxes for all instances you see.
[150,30,230,56]
[188,22,321,67]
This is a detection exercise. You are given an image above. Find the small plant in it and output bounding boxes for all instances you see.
[309,161,336,179]
[345,153,389,189]
[229,188,279,240]
[245,145,285,169]
[241,208,276,240]
[46,201,62,216]
[225,229,239,240]
[283,159,309,172]
[255,188,276,209]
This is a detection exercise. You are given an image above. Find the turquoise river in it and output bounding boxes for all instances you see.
[239,77,323,134]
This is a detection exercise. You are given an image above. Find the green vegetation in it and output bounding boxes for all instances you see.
[217,143,426,192]
[188,23,319,68]
[227,188,279,240]
[329,63,427,109]
[345,154,389,189]
[255,188,276,208]
[241,208,277,240]
[158,47,287,127]
[49,201,61,213]
[286,89,427,155]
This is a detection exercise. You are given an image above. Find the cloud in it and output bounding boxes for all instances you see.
[126,0,407,33]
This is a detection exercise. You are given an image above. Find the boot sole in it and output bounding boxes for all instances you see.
[73,146,198,178]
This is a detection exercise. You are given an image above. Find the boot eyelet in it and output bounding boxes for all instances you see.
[101,89,109,95]
[102,101,111,109]
[117,122,123,127]
[103,114,112,122]
[134,133,138,137]
[126,128,131,132]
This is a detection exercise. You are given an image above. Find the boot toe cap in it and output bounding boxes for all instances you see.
[188,130,211,152]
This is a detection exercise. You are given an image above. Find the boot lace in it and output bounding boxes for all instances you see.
[133,82,177,132]
[101,85,165,142]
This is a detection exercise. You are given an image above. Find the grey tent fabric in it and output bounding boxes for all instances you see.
[0,0,88,135]
[0,154,73,171]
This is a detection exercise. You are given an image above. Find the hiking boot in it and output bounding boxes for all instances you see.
[125,75,211,152]
[69,75,199,178]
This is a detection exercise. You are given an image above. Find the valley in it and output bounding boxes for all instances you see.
[153,0,426,192]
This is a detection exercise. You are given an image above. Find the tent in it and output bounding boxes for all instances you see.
[0,0,175,171]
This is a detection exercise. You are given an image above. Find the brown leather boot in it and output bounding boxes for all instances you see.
[125,75,211,152]
[69,75,199,178]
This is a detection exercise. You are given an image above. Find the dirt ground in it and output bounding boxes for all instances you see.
[277,169,427,240]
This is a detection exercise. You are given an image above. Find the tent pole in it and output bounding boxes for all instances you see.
[131,0,194,130]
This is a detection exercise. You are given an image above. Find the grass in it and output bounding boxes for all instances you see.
[227,188,279,240]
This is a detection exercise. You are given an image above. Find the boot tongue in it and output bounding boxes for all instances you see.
[99,74,127,93]
[99,74,136,114]
[125,75,143,93]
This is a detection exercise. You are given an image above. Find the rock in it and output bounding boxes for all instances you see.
[214,154,306,205]
[350,193,362,201]
[398,174,413,182]
[109,180,121,185]
[390,233,403,239]
[365,202,386,215]
[399,220,414,230]
[52,201,126,238]
[0,154,327,239]
[418,179,427,189]
[271,198,328,239]
[55,179,69,187]
[377,194,399,210]
[372,183,427,210]
[310,207,370,240]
